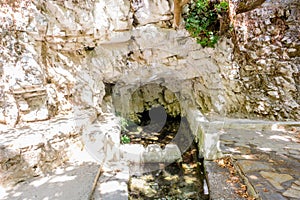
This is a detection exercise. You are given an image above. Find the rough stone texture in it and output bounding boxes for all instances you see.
[0,0,299,130]
[0,108,97,187]
[95,166,129,200]
[82,112,121,164]
[132,0,172,26]
[233,0,267,14]
[232,0,300,120]
[283,178,300,198]
[204,161,244,200]
[237,160,274,173]
[113,82,182,120]
[0,0,299,198]
[204,119,300,200]
[260,171,293,190]
[0,163,99,200]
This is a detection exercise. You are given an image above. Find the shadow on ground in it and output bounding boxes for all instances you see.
[1,162,99,200]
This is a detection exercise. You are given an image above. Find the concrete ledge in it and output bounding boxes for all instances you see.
[120,143,182,163]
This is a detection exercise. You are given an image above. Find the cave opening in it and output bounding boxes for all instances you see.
[122,107,209,199]
[121,106,182,149]
[115,84,209,199]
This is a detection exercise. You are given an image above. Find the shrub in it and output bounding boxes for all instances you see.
[185,0,229,47]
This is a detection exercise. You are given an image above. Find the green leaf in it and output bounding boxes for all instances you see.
[121,135,130,144]
[184,0,228,48]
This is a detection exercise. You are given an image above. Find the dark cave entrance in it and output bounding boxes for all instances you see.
[120,106,209,200]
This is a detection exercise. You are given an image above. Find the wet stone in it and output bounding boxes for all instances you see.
[129,178,157,198]
[129,144,208,200]
[121,112,183,148]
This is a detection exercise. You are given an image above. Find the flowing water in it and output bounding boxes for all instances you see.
[128,143,209,200]
[121,108,209,199]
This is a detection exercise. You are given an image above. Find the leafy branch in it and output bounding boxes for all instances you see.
[185,0,229,47]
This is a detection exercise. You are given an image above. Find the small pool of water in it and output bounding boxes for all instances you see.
[128,143,209,200]
[121,107,209,199]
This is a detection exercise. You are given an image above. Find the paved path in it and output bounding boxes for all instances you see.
[1,116,300,199]
[203,119,300,200]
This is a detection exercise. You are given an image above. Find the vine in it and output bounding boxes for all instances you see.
[184,0,229,47]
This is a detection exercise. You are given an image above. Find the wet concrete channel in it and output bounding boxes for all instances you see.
[120,108,209,199]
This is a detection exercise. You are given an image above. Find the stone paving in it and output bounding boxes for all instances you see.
[0,163,99,200]
[202,119,300,200]
[1,111,300,199]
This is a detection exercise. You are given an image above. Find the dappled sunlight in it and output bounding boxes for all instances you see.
[1,163,99,200]
[249,175,258,180]
[228,147,241,153]
[100,181,127,194]
[269,135,292,142]
[255,131,264,137]
[29,177,50,187]
[241,18,249,44]
[11,192,22,197]
[49,175,77,183]
[67,142,97,164]
[258,147,272,152]
[0,186,8,199]
[271,124,287,132]
[241,155,256,160]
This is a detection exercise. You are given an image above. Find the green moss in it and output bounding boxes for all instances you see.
[185,0,229,48]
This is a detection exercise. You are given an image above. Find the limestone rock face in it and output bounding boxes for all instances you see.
[233,0,266,14]
[0,0,299,128]
[0,0,299,190]
[132,0,172,26]
[232,0,300,120]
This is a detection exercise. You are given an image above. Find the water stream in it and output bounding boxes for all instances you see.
[128,142,209,200]
[121,108,209,199]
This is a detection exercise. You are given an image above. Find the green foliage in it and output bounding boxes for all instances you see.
[120,117,132,144]
[120,117,129,132]
[185,0,229,48]
[215,1,229,12]
[121,135,131,144]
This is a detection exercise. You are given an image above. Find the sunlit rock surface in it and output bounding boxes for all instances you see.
[0,0,299,196]
[0,0,299,126]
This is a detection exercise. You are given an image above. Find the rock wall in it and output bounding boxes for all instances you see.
[0,108,97,186]
[232,0,300,120]
[0,0,299,129]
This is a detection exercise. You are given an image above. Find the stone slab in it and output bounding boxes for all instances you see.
[237,160,274,173]
[260,171,293,190]
[95,168,129,200]
[0,163,99,200]
[283,187,300,199]
[204,161,244,200]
